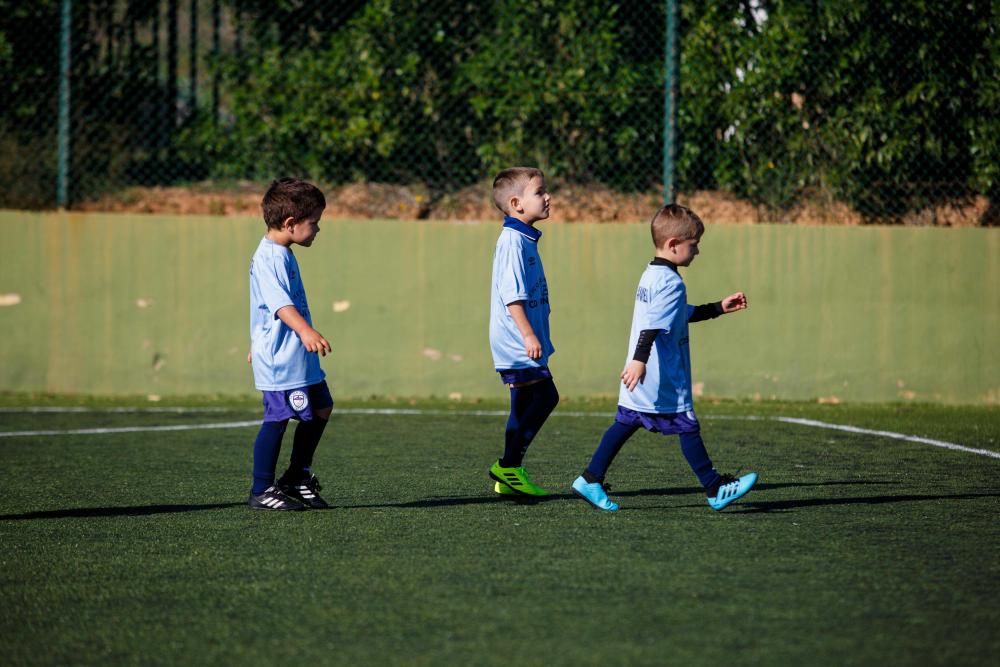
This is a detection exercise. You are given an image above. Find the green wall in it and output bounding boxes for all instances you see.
[1,212,997,404]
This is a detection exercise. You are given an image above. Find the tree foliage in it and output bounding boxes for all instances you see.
[1,0,995,218]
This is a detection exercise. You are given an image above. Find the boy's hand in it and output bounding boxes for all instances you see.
[507,302,542,359]
[523,333,542,359]
[247,350,252,364]
[721,292,748,313]
[621,360,646,392]
[300,328,332,356]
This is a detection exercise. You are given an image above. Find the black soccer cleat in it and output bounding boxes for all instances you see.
[279,474,331,509]
[248,484,308,511]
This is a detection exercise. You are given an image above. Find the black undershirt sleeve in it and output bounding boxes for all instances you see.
[632,329,660,363]
[688,301,724,323]
[634,303,724,361]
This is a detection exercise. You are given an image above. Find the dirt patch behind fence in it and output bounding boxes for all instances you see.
[75,181,993,226]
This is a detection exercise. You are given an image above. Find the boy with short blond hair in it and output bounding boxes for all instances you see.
[487,167,559,497]
[572,204,758,511]
[247,177,334,511]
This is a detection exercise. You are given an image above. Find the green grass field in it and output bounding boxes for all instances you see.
[1,396,997,666]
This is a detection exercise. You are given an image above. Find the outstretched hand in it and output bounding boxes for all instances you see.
[720,292,748,313]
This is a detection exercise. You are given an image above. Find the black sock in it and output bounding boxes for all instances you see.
[500,379,559,467]
[283,417,328,482]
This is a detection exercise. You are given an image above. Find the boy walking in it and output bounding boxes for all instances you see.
[247,177,334,511]
[488,167,559,497]
[572,204,758,512]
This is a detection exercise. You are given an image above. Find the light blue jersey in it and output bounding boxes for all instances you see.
[618,263,697,414]
[489,217,554,370]
[249,238,325,391]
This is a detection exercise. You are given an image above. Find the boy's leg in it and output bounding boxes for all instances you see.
[583,419,639,482]
[678,430,722,492]
[279,382,334,509]
[678,428,758,511]
[490,378,558,496]
[251,419,289,495]
[286,414,329,479]
[572,418,638,512]
[500,378,559,468]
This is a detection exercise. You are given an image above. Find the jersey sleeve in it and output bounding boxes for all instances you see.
[645,279,685,332]
[255,253,295,318]
[495,238,528,306]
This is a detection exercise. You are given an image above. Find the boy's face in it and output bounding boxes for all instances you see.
[511,176,550,224]
[286,212,323,247]
[668,235,701,266]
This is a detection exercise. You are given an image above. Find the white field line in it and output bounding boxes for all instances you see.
[774,416,1000,460]
[0,406,238,413]
[0,421,260,437]
[0,407,995,460]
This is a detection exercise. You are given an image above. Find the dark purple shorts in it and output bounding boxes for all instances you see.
[497,366,553,385]
[615,406,700,435]
[261,381,334,422]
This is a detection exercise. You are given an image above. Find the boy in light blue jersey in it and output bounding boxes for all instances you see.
[572,204,758,512]
[247,178,334,511]
[487,167,559,497]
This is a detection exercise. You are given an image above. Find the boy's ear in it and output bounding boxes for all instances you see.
[508,196,521,213]
[281,215,296,230]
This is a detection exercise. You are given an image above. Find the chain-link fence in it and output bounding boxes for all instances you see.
[1,1,996,223]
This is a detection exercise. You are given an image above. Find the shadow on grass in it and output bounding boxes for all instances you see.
[727,492,1000,513]
[345,480,882,510]
[0,481,933,517]
[0,502,244,521]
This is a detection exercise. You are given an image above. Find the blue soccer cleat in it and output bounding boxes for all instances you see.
[572,476,619,512]
[707,472,758,511]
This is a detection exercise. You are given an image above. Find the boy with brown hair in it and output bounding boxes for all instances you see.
[572,204,758,511]
[487,167,558,497]
[247,177,334,510]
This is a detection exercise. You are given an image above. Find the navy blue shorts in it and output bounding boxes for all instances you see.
[615,406,700,435]
[497,366,553,385]
[261,381,334,422]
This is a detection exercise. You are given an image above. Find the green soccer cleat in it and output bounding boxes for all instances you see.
[489,461,549,496]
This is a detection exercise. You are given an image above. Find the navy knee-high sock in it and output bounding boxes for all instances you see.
[679,431,721,492]
[252,420,289,494]
[285,417,328,482]
[500,379,559,467]
[584,420,639,482]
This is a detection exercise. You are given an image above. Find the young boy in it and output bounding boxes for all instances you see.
[572,204,758,512]
[487,167,559,497]
[247,177,334,511]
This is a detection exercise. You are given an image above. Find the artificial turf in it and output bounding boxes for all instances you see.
[0,397,997,666]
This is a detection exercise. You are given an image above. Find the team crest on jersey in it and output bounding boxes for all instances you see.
[288,390,309,411]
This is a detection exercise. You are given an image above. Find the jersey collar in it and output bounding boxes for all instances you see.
[503,216,542,242]
[650,257,678,272]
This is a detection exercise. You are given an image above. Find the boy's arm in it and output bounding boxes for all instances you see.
[688,292,748,322]
[507,301,542,359]
[276,305,332,356]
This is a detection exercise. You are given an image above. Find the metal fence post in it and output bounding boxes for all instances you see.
[663,0,679,205]
[57,0,72,208]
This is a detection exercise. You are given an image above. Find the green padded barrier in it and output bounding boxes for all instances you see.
[1,212,996,403]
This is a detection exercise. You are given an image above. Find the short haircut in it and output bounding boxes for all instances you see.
[650,203,705,248]
[261,177,326,229]
[492,167,544,214]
